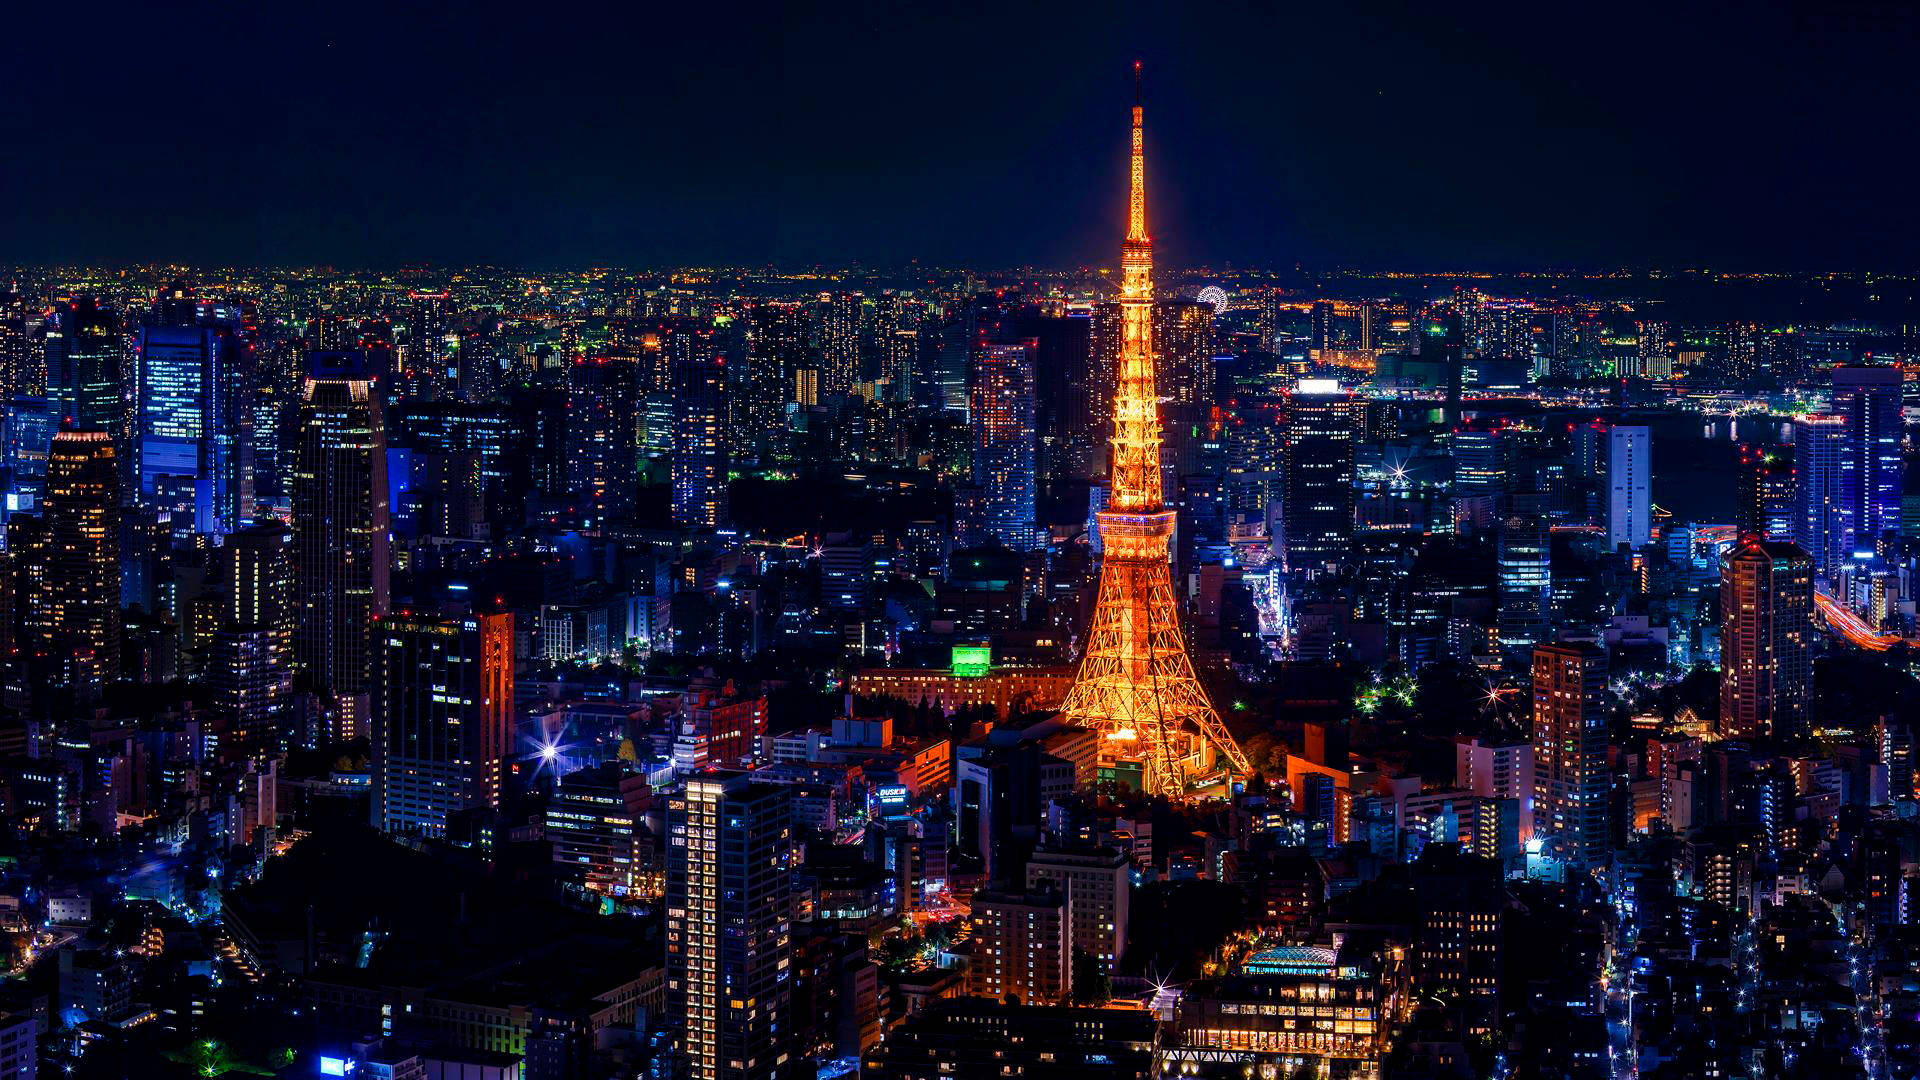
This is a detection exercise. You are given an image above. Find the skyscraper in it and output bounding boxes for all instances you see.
[291,351,390,741]
[207,522,295,757]
[1496,493,1552,664]
[2,394,55,519]
[135,321,246,534]
[564,356,637,528]
[1531,641,1608,872]
[1719,538,1814,739]
[401,290,453,401]
[1153,297,1215,408]
[371,611,514,836]
[667,774,793,1080]
[1831,365,1903,552]
[1606,424,1650,551]
[41,428,120,695]
[671,350,728,528]
[1734,442,1794,541]
[1282,381,1362,575]
[1793,413,1850,580]
[966,339,1040,551]
[1451,427,1508,499]
[42,297,123,433]
[1087,302,1122,462]
[820,291,862,398]
[741,304,801,455]
[1059,67,1250,798]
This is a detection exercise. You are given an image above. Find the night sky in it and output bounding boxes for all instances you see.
[5,1,1917,270]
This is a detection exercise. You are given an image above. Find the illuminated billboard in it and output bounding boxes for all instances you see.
[951,646,991,677]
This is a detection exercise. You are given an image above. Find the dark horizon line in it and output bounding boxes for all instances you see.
[9,259,1920,281]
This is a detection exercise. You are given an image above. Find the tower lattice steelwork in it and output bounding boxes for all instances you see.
[1060,66,1250,798]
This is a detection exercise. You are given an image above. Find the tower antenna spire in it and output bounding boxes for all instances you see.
[1127,62,1147,244]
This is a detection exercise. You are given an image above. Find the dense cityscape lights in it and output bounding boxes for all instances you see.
[2,13,1920,1080]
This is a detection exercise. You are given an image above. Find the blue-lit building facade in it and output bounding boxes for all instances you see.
[135,323,246,535]
[1793,412,1851,581]
[43,297,122,432]
[1832,364,1903,550]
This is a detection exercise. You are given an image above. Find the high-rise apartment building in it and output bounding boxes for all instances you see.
[671,351,727,529]
[1719,538,1815,739]
[1606,425,1650,551]
[564,356,637,528]
[966,340,1040,551]
[1411,845,1505,1037]
[401,290,453,401]
[741,304,802,453]
[1531,641,1609,872]
[291,351,390,741]
[42,428,120,694]
[667,774,794,1080]
[1455,737,1536,840]
[1152,297,1214,408]
[965,885,1070,1005]
[821,292,863,398]
[1024,843,1130,975]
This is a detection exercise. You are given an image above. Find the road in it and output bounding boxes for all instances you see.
[1814,589,1913,652]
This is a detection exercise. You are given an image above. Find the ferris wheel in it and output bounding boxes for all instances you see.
[1196,285,1229,314]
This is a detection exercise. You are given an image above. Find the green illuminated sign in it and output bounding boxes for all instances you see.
[951,646,991,678]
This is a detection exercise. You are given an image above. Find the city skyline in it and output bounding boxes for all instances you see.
[4,18,1920,1080]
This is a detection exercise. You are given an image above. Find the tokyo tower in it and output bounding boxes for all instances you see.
[1060,65,1251,798]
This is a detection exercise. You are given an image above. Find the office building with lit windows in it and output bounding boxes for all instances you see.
[545,761,653,899]
[1495,493,1551,664]
[371,611,513,836]
[1793,413,1850,580]
[1282,382,1362,574]
[43,297,122,433]
[1735,442,1794,541]
[666,773,793,1080]
[1162,940,1403,1080]
[135,322,246,534]
[1832,365,1903,551]
[1606,424,1650,551]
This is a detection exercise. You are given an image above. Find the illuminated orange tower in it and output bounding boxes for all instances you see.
[1061,65,1250,797]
